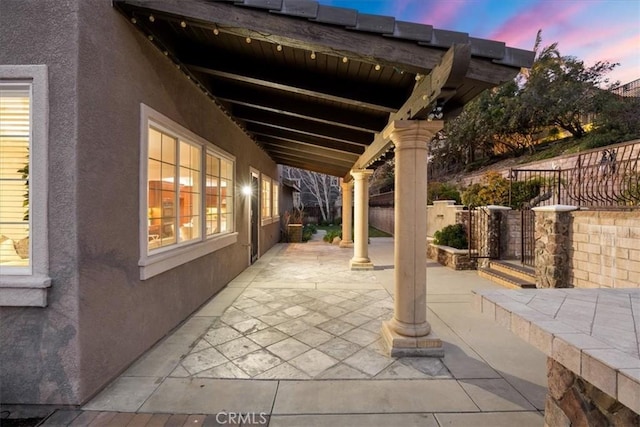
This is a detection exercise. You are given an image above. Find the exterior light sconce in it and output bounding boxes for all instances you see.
[242,185,252,196]
[427,102,444,121]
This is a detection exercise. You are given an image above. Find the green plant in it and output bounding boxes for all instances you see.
[428,181,461,204]
[461,171,510,207]
[433,224,468,249]
[510,178,543,209]
[323,229,342,243]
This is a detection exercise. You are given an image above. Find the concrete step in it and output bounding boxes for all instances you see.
[478,266,536,290]
[488,261,536,283]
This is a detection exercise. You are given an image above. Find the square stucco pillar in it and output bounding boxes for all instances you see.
[339,180,353,248]
[350,169,374,270]
[381,120,444,357]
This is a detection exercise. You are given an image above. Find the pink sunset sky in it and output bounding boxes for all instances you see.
[321,0,640,87]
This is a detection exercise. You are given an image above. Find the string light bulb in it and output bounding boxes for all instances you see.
[245,37,252,43]
[149,15,155,22]
[374,64,381,71]
[180,21,186,28]
[342,56,348,63]
[148,35,154,41]
[130,17,137,24]
[276,44,283,52]
[213,28,219,35]
[310,51,316,60]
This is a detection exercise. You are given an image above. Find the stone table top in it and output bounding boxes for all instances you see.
[473,287,640,415]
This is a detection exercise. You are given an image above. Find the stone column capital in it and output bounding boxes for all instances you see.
[383,120,444,149]
[340,180,353,191]
[350,169,374,180]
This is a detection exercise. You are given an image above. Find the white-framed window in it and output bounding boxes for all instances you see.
[139,104,237,280]
[261,175,272,224]
[0,65,50,307]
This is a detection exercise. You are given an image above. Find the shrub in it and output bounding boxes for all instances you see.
[428,182,462,204]
[461,171,509,207]
[333,216,342,225]
[433,224,468,249]
[323,229,342,243]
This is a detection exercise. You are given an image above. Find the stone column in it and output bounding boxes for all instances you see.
[532,205,578,288]
[339,180,353,248]
[380,120,444,357]
[478,205,511,268]
[350,169,374,270]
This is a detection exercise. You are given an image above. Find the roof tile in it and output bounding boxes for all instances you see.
[347,13,395,34]
[383,21,432,42]
[469,37,506,59]
[270,0,319,18]
[420,28,468,48]
[310,5,358,27]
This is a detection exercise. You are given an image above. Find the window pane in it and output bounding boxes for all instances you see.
[148,128,178,251]
[261,178,271,219]
[178,142,200,242]
[0,86,30,266]
[205,153,220,235]
[272,183,279,217]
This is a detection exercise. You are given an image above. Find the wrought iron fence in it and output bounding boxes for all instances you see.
[509,141,640,209]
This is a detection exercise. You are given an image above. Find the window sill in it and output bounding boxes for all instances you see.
[139,232,238,280]
[0,275,52,307]
[261,217,280,227]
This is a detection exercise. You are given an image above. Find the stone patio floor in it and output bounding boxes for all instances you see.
[43,234,548,426]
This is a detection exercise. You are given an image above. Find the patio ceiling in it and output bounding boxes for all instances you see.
[114,0,534,179]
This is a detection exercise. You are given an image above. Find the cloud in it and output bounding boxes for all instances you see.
[417,1,468,27]
[489,0,589,49]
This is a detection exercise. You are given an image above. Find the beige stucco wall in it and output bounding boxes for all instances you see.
[0,0,280,405]
[427,200,464,237]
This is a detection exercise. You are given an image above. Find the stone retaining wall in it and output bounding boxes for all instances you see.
[568,211,640,288]
[545,358,639,427]
[427,244,476,270]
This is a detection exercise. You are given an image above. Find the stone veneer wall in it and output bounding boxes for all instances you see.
[534,209,573,288]
[568,211,640,288]
[426,244,476,270]
[545,358,639,427]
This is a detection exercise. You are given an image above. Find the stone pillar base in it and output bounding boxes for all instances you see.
[339,240,353,248]
[381,321,444,357]
[350,259,374,270]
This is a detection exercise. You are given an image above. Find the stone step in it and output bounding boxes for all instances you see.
[478,266,536,290]
[488,261,536,282]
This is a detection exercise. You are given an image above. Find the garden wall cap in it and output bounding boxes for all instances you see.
[483,205,512,210]
[532,205,579,212]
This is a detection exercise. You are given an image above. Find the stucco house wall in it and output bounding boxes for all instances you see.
[0,0,279,405]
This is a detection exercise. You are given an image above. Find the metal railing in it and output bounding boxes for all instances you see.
[510,141,640,209]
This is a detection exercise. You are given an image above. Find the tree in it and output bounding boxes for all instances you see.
[520,30,618,139]
[281,166,339,222]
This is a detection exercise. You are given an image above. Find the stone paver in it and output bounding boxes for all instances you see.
[75,237,546,426]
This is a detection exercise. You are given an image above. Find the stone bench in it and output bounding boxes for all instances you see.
[473,288,640,426]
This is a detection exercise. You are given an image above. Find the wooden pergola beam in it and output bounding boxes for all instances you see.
[346,43,477,180]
